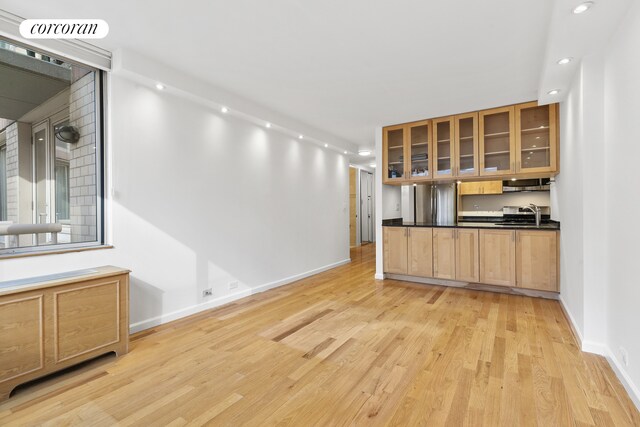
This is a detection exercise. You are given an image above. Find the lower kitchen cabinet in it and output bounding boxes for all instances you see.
[433,228,456,280]
[383,227,408,274]
[456,229,480,282]
[516,230,558,291]
[408,227,433,277]
[479,229,516,287]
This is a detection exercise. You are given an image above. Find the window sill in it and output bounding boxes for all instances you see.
[0,245,114,260]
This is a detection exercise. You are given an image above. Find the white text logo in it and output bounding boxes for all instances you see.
[19,19,109,39]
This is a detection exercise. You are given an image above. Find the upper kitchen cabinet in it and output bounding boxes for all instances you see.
[433,117,454,178]
[515,102,558,174]
[407,120,432,181]
[454,113,479,177]
[479,106,516,177]
[383,125,407,184]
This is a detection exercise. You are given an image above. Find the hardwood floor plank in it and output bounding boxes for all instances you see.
[0,244,637,426]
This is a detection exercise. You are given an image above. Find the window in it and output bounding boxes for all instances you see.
[0,38,104,254]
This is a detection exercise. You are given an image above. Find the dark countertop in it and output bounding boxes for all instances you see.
[382,218,560,231]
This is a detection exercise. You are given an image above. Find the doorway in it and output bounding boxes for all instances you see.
[360,170,374,243]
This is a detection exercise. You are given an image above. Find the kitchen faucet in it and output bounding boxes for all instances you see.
[522,204,542,227]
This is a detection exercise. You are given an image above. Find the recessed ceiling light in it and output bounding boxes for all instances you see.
[557,57,572,65]
[38,138,43,141]
[511,178,517,181]
[324,143,328,148]
[457,180,462,184]
[413,183,417,187]
[298,135,303,139]
[221,107,228,113]
[370,163,376,168]
[155,83,165,90]
[358,150,371,156]
[573,1,594,14]
[548,89,560,95]
[344,151,348,154]
[265,122,271,128]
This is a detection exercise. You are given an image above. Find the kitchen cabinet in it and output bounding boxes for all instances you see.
[383,125,407,184]
[516,230,558,291]
[433,228,456,280]
[454,112,479,177]
[407,120,432,181]
[408,227,433,277]
[515,102,558,174]
[479,106,516,177]
[383,227,408,274]
[433,117,455,178]
[456,229,480,283]
[458,180,503,195]
[479,229,516,286]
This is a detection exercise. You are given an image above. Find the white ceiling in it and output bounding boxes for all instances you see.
[0,0,628,157]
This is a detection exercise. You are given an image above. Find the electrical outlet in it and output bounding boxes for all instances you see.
[620,347,629,367]
[228,281,239,290]
[202,288,213,297]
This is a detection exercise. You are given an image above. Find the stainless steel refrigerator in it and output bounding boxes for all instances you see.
[401,183,456,225]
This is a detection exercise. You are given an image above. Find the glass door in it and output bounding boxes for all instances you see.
[407,120,431,181]
[32,120,52,245]
[383,125,406,183]
[454,112,479,176]
[479,106,515,176]
[433,117,454,178]
[515,102,557,173]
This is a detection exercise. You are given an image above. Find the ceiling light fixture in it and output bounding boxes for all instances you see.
[298,134,303,139]
[221,107,228,113]
[557,57,573,65]
[344,151,348,154]
[548,89,560,95]
[358,150,371,156]
[155,83,165,90]
[573,1,594,14]
[265,122,271,128]
[324,143,328,148]
[370,163,376,168]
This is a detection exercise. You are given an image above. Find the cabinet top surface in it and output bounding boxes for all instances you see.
[0,265,130,296]
[382,219,560,231]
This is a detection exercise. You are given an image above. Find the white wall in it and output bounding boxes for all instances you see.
[554,0,640,406]
[602,0,640,404]
[0,58,351,332]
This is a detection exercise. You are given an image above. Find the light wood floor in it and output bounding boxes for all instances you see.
[1,245,638,426]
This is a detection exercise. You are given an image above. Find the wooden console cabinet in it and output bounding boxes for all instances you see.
[0,266,129,402]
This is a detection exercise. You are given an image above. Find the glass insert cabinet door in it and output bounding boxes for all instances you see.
[432,117,454,177]
[454,112,479,176]
[383,125,406,183]
[407,120,431,180]
[479,106,515,176]
[515,102,557,173]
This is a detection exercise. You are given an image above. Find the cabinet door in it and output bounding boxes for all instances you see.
[433,117,455,178]
[454,113,479,177]
[479,106,516,176]
[456,229,479,283]
[408,228,433,277]
[479,229,516,286]
[515,102,558,174]
[433,228,456,280]
[516,231,558,291]
[458,181,503,195]
[407,120,432,181]
[383,125,406,184]
[383,227,408,274]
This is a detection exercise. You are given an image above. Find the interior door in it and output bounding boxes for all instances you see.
[360,170,374,243]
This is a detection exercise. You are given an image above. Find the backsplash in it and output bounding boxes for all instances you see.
[460,191,551,213]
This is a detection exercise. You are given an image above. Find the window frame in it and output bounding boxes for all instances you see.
[0,36,106,257]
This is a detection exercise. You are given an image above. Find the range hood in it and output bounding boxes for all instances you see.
[502,178,551,192]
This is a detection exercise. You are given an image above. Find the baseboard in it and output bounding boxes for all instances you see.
[374,273,385,280]
[558,297,640,411]
[605,349,640,411]
[129,257,351,334]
